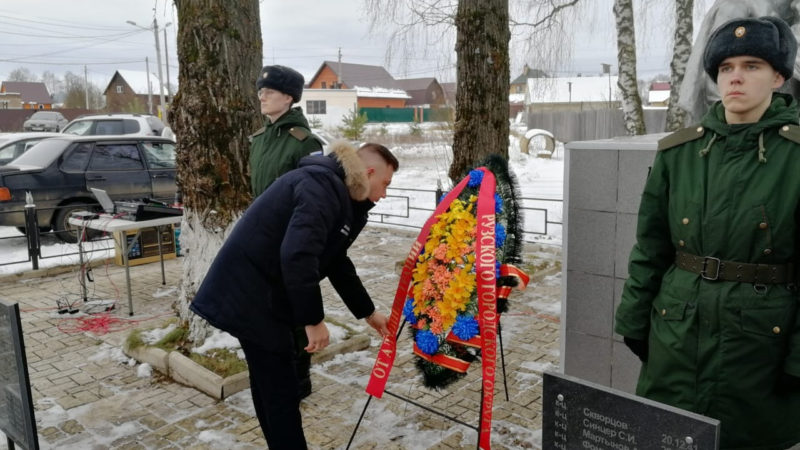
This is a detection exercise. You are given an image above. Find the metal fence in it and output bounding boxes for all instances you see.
[367,186,563,245]
[0,189,563,272]
[0,202,113,270]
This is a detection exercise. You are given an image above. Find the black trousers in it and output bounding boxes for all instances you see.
[239,337,307,449]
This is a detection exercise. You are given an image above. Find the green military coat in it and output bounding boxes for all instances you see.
[615,94,800,450]
[249,106,322,197]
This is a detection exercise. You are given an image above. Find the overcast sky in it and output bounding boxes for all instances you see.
[0,0,714,91]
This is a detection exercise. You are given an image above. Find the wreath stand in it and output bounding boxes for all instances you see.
[346,318,511,450]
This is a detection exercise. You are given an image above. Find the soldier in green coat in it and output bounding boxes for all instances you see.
[616,16,800,449]
[250,65,322,197]
[249,65,323,400]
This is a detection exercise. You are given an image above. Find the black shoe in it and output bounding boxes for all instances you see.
[297,376,312,400]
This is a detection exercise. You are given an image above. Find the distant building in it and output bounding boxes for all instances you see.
[648,81,671,107]
[510,64,549,94]
[307,61,409,109]
[393,78,446,107]
[440,82,456,107]
[525,75,621,114]
[104,70,170,114]
[0,81,52,109]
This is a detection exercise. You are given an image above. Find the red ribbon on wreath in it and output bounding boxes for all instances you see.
[366,167,500,449]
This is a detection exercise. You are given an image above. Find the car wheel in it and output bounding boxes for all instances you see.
[53,202,102,243]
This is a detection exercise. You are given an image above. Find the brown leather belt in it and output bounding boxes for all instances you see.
[675,251,795,284]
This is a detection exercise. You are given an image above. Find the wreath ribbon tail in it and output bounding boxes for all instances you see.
[476,167,498,450]
[499,264,530,290]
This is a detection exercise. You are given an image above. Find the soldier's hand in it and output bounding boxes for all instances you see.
[304,321,330,353]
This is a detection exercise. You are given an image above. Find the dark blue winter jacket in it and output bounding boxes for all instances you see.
[190,142,376,350]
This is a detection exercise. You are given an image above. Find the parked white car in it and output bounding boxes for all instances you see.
[61,113,167,137]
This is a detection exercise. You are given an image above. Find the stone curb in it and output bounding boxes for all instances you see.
[122,343,245,400]
[122,334,372,400]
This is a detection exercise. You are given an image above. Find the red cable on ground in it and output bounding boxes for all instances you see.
[57,313,140,335]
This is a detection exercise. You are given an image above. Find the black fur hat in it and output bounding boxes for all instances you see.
[703,16,797,82]
[256,65,304,103]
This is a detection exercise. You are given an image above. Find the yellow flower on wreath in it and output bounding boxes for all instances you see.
[411,196,480,332]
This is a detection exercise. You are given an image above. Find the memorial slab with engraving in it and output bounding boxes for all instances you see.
[0,299,39,450]
[543,371,719,450]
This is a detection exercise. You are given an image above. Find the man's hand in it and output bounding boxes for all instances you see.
[365,311,390,338]
[304,321,330,353]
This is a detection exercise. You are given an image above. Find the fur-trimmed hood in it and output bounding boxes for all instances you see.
[327,140,369,201]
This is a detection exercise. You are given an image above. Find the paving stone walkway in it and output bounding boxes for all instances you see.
[0,226,562,449]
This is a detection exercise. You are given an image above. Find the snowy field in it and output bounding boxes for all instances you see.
[0,123,564,276]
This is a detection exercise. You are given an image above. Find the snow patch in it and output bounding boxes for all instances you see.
[136,363,152,378]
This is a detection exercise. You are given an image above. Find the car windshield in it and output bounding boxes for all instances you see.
[62,121,92,135]
[9,138,67,167]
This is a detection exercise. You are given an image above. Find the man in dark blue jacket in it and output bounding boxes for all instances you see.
[191,140,397,448]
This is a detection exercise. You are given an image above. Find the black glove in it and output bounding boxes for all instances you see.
[776,372,800,394]
[623,336,649,363]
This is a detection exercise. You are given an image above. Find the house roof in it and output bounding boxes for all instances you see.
[107,70,167,96]
[311,61,396,89]
[440,82,456,104]
[511,66,549,85]
[0,81,51,104]
[394,77,436,91]
[526,76,620,103]
[650,81,670,91]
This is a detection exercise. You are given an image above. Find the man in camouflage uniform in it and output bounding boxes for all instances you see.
[616,16,800,449]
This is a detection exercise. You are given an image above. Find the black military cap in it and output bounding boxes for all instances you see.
[256,65,304,103]
[703,16,797,82]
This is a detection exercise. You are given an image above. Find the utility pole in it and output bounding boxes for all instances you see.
[151,18,167,124]
[127,19,168,123]
[84,65,89,109]
[163,26,172,100]
[337,47,342,89]
[145,57,153,114]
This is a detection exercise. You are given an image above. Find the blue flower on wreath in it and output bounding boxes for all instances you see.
[416,330,439,355]
[403,298,417,325]
[439,191,449,203]
[468,169,484,187]
[453,315,480,340]
[495,223,506,248]
[494,193,503,214]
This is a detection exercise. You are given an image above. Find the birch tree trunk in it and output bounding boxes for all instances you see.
[171,0,262,343]
[613,0,646,135]
[449,0,511,181]
[665,0,693,131]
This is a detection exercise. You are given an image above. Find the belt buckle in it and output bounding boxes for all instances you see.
[700,256,720,281]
